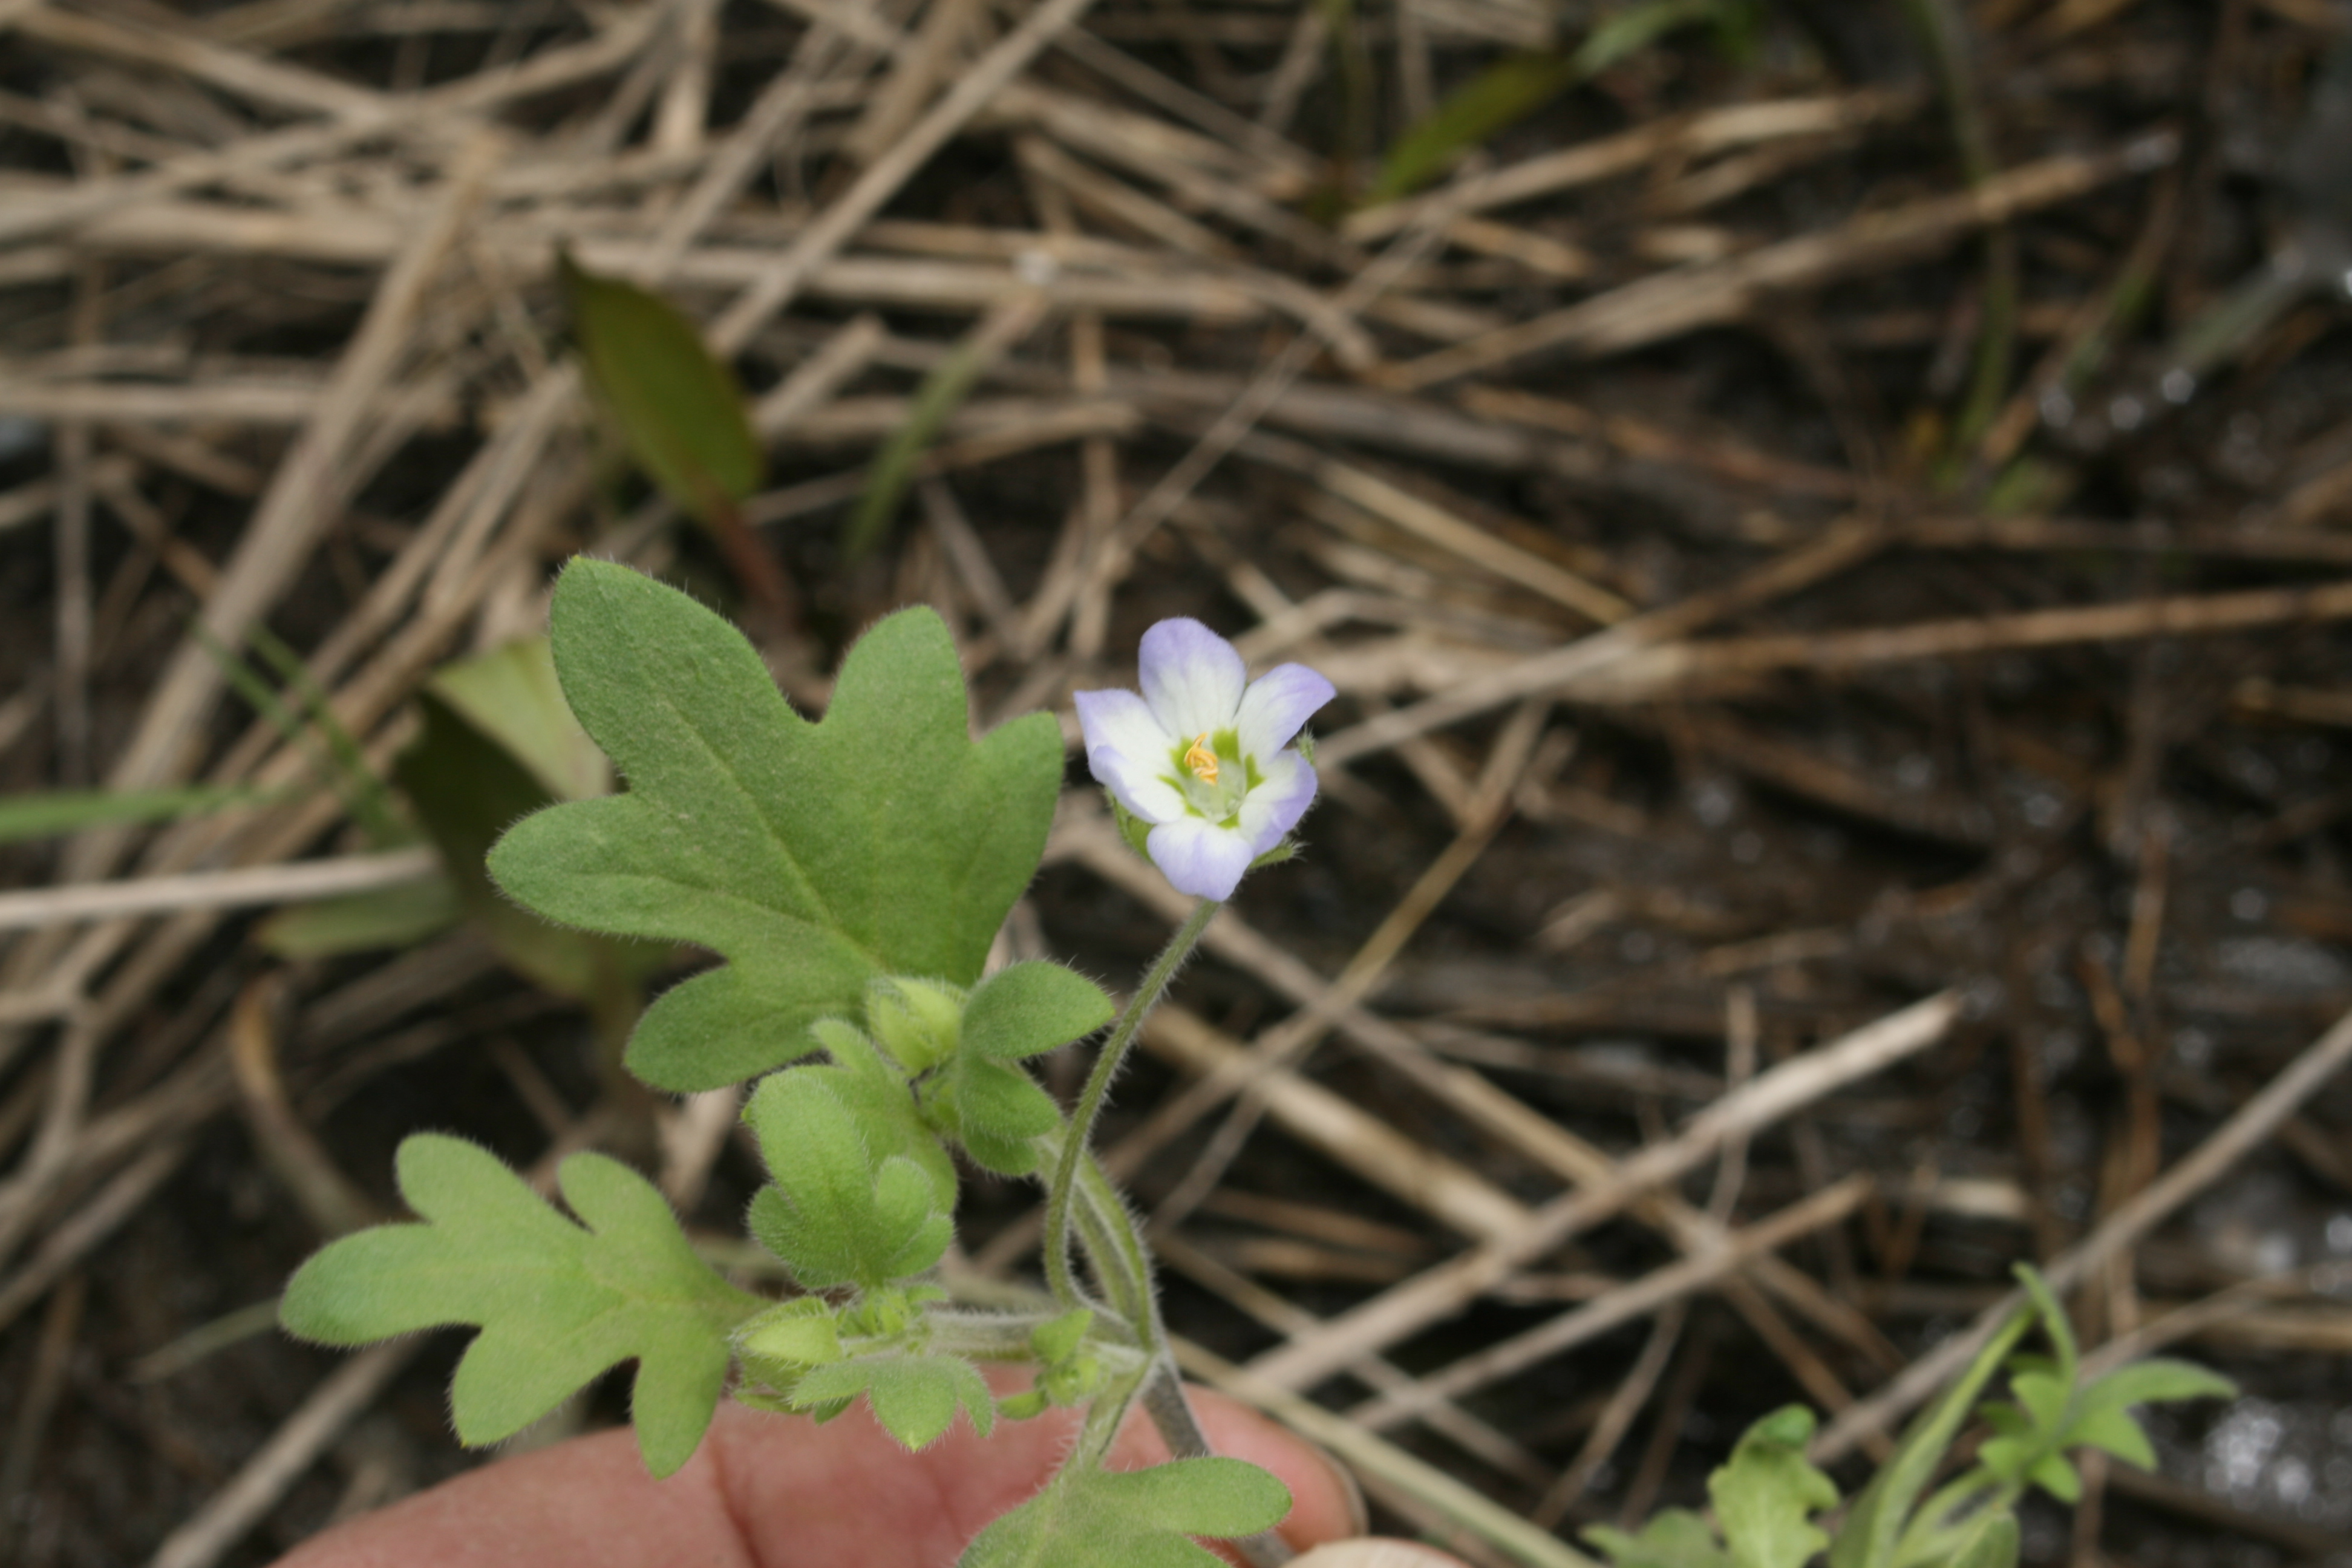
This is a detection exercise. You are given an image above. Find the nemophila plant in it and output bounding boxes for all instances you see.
[279,559,1323,1566]
[273,558,2227,1568]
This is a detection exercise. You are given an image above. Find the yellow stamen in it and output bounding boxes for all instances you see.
[1182,733,1219,783]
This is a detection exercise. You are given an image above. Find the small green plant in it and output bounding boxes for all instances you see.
[279,559,1334,1565]
[1587,1267,2233,1568]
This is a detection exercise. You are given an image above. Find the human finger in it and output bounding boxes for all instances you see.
[272,1379,1365,1568]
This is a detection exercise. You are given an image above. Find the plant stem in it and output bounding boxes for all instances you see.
[1044,897,1219,1307]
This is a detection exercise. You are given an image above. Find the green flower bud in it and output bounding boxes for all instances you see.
[739,1298,842,1368]
[1031,1307,1093,1366]
[865,976,965,1073]
[1042,1353,1103,1406]
[998,1389,1050,1422]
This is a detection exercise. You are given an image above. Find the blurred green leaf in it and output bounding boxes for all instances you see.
[0,783,274,844]
[1363,0,1728,206]
[1946,1512,2020,1568]
[427,638,610,803]
[395,684,665,1008]
[562,252,765,526]
[1584,1512,1731,1568]
[1365,51,1580,206]
[1829,1307,2032,1568]
[255,875,463,959]
[1574,0,1730,76]
[1711,1406,1837,1568]
[846,293,1043,561]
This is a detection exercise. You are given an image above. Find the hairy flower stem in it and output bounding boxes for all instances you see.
[1044,898,1219,1308]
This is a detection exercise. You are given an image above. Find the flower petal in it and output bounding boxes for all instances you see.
[1145,818,1255,901]
[1076,687,1186,820]
[1236,748,1316,853]
[1138,619,1246,740]
[1074,687,1170,763]
[1087,743,1186,823]
[1233,663,1335,760]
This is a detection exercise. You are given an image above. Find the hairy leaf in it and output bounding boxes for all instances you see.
[279,1134,760,1477]
[962,962,1115,1060]
[790,1353,995,1449]
[487,561,1063,1090]
[936,961,1114,1175]
[743,1068,952,1290]
[958,1457,1290,1568]
[1711,1405,1837,1568]
[807,1019,961,1204]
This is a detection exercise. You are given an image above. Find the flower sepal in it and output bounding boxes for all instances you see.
[1109,794,1157,864]
[1247,838,1299,872]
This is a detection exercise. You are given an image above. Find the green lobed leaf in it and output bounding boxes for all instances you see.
[1583,1512,1733,1568]
[1710,1405,1837,1568]
[486,561,1064,1091]
[563,253,764,525]
[279,1134,762,1477]
[742,1068,952,1291]
[804,1021,961,1206]
[789,1352,996,1450]
[938,1057,1062,1177]
[738,1296,843,1368]
[958,1457,1291,1568]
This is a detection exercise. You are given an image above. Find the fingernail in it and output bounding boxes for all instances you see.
[1289,1543,1470,1568]
[1321,1448,1370,1537]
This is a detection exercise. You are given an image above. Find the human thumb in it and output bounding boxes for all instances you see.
[1287,1543,1472,1568]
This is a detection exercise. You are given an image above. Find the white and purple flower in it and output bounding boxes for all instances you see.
[1074,619,1334,901]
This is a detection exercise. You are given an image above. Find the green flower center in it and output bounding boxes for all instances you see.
[1165,728,1259,826]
